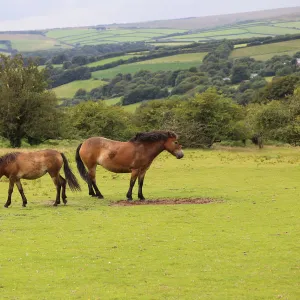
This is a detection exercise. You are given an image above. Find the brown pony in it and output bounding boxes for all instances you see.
[75,130,184,200]
[0,150,81,207]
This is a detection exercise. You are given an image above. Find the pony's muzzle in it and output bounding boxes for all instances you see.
[175,151,184,159]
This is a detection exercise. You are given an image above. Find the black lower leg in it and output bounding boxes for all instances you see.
[92,181,103,199]
[4,185,14,208]
[138,176,145,201]
[88,179,96,196]
[60,176,67,204]
[53,183,61,206]
[16,181,28,207]
[126,178,137,200]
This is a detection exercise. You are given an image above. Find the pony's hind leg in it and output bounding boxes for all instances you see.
[59,175,67,205]
[88,166,103,199]
[51,175,62,206]
[15,180,28,207]
[4,179,15,208]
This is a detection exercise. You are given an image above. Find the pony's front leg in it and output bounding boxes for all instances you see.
[15,180,28,207]
[138,170,147,201]
[4,179,15,208]
[126,170,138,201]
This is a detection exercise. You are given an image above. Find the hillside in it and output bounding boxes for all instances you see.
[1,7,300,53]
[109,6,300,29]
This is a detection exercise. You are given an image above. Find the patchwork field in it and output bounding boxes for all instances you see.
[52,79,106,98]
[0,145,299,299]
[0,33,70,52]
[230,39,300,60]
[2,19,300,52]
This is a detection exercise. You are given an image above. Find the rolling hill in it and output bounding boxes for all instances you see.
[1,6,300,53]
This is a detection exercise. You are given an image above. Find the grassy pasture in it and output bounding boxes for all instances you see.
[246,25,300,35]
[137,52,207,64]
[92,53,206,79]
[92,61,203,79]
[86,54,139,68]
[103,97,122,106]
[45,28,99,39]
[274,21,300,28]
[0,33,69,52]
[230,39,300,60]
[52,79,106,98]
[0,146,299,299]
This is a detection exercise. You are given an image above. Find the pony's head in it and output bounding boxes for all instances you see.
[0,152,19,179]
[163,131,184,159]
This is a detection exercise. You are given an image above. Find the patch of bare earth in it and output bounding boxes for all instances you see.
[111,198,218,206]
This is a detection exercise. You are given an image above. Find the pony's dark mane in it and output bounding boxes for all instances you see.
[0,152,20,167]
[129,131,177,143]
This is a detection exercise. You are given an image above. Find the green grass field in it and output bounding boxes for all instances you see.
[0,145,299,299]
[92,53,206,79]
[52,79,106,98]
[230,39,300,60]
[137,52,207,64]
[103,97,122,106]
[86,54,139,68]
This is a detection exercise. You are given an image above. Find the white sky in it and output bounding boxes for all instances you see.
[0,0,299,31]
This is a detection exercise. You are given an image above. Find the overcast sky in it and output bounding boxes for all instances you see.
[0,0,299,31]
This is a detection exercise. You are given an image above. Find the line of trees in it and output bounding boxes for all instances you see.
[1,52,300,148]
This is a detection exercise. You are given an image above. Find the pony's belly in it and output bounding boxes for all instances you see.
[19,169,48,180]
[100,162,131,173]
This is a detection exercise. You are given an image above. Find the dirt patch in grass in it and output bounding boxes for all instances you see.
[111,198,218,206]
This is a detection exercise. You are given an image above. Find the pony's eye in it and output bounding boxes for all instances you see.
[174,141,178,144]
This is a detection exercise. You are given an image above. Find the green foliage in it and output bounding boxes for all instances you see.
[231,64,250,83]
[0,54,61,147]
[65,101,136,140]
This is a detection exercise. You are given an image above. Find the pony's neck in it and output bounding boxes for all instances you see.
[144,140,165,160]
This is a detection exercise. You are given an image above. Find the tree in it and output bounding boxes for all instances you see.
[0,54,61,147]
[231,64,250,84]
[66,101,136,140]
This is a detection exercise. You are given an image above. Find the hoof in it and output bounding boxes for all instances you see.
[53,203,58,207]
[139,197,145,201]
[127,198,133,201]
[22,204,27,207]
[63,200,67,205]
[4,204,9,208]
[97,195,104,199]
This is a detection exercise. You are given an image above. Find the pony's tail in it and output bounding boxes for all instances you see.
[75,143,88,183]
[61,153,81,192]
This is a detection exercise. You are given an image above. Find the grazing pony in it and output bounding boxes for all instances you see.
[75,130,184,200]
[0,150,81,207]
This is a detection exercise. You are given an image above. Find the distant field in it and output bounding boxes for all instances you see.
[274,21,300,28]
[230,39,300,60]
[103,97,122,106]
[52,79,106,98]
[137,52,207,64]
[45,28,187,46]
[2,19,300,52]
[92,61,203,79]
[45,28,98,39]
[246,25,300,35]
[0,33,70,52]
[150,42,193,47]
[86,54,139,68]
